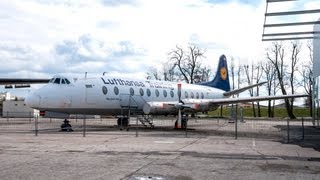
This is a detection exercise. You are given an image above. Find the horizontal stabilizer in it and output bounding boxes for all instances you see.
[223,81,267,97]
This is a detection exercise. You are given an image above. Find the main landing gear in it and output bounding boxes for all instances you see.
[175,114,188,129]
[60,119,73,132]
[117,117,129,131]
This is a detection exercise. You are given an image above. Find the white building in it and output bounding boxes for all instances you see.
[2,100,39,118]
[313,18,320,127]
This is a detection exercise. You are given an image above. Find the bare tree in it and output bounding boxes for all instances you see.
[194,66,212,83]
[242,62,264,117]
[162,62,176,81]
[243,64,256,117]
[168,45,206,84]
[254,63,264,117]
[147,44,209,84]
[289,41,301,113]
[262,61,277,117]
[146,67,161,80]
[266,41,301,119]
[300,41,313,116]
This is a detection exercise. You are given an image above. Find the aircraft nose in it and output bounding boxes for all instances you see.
[25,93,40,109]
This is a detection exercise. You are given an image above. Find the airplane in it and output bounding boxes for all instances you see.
[0,55,308,129]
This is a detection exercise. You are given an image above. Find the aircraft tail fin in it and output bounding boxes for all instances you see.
[199,54,230,91]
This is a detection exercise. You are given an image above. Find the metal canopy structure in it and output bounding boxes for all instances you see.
[262,0,320,41]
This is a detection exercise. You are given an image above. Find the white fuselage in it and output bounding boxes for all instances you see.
[25,75,226,115]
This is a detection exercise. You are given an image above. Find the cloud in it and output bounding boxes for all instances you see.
[1,0,316,84]
[207,0,261,7]
[100,0,138,7]
[53,34,148,74]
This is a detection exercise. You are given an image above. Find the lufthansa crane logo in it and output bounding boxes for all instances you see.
[220,67,227,80]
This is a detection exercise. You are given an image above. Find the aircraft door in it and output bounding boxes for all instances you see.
[85,84,96,104]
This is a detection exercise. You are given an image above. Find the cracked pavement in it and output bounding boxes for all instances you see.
[0,133,320,180]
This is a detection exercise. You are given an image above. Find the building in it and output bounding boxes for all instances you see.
[2,100,39,118]
[313,18,320,127]
[0,92,38,118]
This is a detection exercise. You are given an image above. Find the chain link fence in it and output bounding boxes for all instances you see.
[0,111,317,144]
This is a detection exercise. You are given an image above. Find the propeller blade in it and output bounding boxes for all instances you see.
[177,83,181,102]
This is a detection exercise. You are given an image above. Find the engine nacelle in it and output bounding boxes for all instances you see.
[143,102,176,115]
[143,101,220,115]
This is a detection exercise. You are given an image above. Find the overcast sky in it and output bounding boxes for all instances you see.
[0,0,320,96]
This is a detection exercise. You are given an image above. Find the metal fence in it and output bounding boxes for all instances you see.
[0,114,316,143]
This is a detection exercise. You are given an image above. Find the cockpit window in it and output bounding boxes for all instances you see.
[54,78,61,84]
[50,76,71,85]
[65,78,71,84]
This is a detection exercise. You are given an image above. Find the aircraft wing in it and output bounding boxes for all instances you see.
[0,78,50,88]
[0,78,50,85]
[187,94,309,107]
[145,94,308,115]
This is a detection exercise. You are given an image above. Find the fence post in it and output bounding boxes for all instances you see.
[136,117,138,137]
[235,105,238,140]
[185,117,188,138]
[302,117,305,140]
[287,118,290,143]
[83,116,86,137]
[35,116,38,136]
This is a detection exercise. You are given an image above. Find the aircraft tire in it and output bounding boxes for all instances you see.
[117,117,129,127]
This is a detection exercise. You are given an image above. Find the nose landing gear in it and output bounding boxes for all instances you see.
[60,119,73,132]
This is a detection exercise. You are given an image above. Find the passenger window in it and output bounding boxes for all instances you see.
[114,86,119,95]
[201,92,204,99]
[54,78,61,84]
[191,92,194,98]
[147,89,151,97]
[155,89,159,97]
[185,91,188,98]
[139,88,144,96]
[196,92,199,99]
[102,86,108,95]
[170,90,174,98]
[130,88,134,96]
[163,90,167,97]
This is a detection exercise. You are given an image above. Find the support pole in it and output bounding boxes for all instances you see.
[287,118,290,143]
[83,116,86,137]
[35,116,38,136]
[235,104,238,140]
[128,96,131,131]
[185,117,188,138]
[136,116,138,137]
[302,117,305,140]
